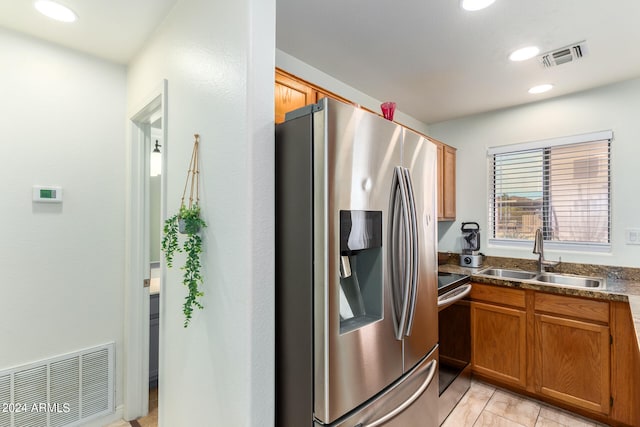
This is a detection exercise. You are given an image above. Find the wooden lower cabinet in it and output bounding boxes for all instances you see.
[471,301,527,388]
[610,301,640,426]
[534,313,610,414]
[470,283,640,426]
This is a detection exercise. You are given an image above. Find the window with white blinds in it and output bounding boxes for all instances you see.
[488,131,612,251]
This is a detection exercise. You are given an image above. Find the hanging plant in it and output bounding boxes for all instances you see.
[161,134,207,327]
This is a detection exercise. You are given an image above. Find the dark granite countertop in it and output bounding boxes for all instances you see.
[438,262,640,355]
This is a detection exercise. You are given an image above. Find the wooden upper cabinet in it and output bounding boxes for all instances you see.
[442,145,456,220]
[436,144,444,220]
[275,69,351,124]
[275,69,458,217]
[315,89,331,103]
[275,70,316,124]
[434,140,456,221]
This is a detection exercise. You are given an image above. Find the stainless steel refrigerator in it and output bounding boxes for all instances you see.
[276,98,438,427]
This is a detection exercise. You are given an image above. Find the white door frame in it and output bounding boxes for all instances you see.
[124,80,168,420]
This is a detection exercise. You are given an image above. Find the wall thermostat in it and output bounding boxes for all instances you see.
[33,186,63,203]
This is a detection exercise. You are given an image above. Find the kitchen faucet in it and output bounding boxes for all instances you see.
[532,228,560,273]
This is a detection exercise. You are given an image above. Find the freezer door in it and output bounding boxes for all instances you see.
[401,129,439,371]
[314,99,404,424]
[318,347,439,427]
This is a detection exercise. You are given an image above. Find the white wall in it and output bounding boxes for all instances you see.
[276,49,430,135]
[431,77,640,268]
[0,26,126,408]
[127,0,274,425]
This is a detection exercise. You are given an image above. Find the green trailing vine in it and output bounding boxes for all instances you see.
[162,213,180,268]
[161,134,207,327]
[162,204,207,327]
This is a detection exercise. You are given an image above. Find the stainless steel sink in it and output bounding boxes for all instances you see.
[476,267,605,289]
[535,273,604,288]
[477,268,537,280]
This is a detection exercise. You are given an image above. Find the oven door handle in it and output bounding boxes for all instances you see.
[437,283,472,310]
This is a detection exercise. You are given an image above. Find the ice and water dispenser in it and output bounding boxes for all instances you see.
[338,210,383,334]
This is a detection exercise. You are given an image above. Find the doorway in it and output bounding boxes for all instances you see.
[125,80,167,422]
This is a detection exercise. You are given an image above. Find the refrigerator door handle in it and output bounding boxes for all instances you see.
[389,168,400,337]
[402,168,419,336]
[356,359,438,427]
[390,166,412,340]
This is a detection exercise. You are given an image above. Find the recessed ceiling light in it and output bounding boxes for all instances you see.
[528,84,553,94]
[34,0,77,23]
[509,46,540,62]
[460,0,496,11]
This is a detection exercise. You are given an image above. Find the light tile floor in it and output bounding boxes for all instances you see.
[106,380,607,427]
[442,380,607,427]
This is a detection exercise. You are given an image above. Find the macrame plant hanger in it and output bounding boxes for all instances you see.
[181,134,200,210]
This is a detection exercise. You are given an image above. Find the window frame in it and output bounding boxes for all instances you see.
[487,130,613,253]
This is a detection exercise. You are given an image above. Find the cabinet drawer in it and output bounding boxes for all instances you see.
[534,292,609,323]
[470,283,526,308]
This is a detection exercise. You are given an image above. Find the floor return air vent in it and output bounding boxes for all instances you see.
[0,343,114,427]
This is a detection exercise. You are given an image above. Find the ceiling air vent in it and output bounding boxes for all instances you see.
[539,41,588,68]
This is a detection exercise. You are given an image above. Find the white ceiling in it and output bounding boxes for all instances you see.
[0,0,177,64]
[3,1,640,124]
[277,0,640,123]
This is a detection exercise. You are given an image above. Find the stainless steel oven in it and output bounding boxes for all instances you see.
[437,272,471,425]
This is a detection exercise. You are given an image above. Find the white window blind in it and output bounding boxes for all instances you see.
[488,131,611,251]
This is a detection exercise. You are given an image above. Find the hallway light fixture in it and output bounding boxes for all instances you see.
[34,0,77,22]
[150,140,162,177]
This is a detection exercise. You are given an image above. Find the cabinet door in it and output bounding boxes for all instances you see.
[275,71,316,124]
[436,144,444,220]
[315,89,333,103]
[436,143,456,221]
[471,301,527,388]
[442,146,456,220]
[610,301,640,425]
[534,314,610,414]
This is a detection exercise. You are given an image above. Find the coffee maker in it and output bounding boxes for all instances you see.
[459,222,484,268]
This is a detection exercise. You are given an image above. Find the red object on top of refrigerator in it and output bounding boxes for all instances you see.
[276,98,438,426]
